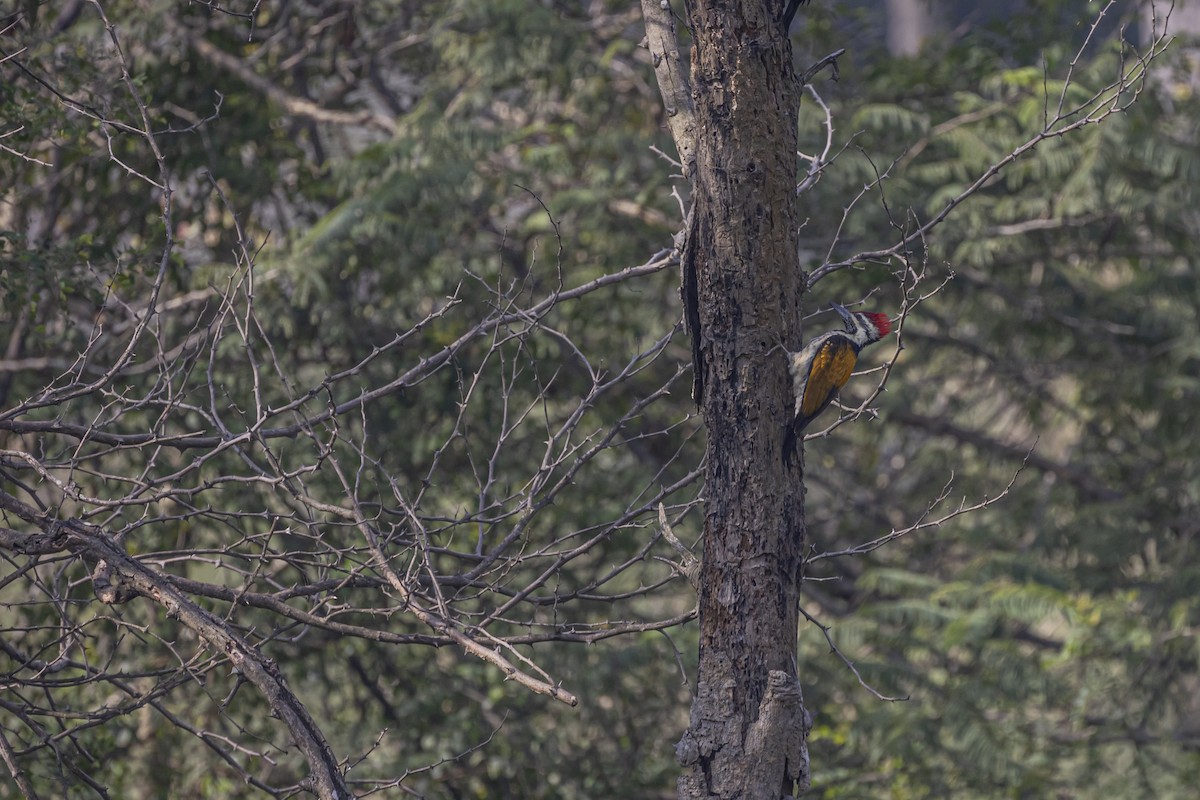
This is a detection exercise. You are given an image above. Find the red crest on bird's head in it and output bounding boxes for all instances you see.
[863,312,892,337]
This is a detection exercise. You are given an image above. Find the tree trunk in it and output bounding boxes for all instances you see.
[884,0,942,56]
[673,1,810,798]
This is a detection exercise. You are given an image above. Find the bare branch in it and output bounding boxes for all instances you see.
[0,489,351,798]
[808,457,1029,563]
[640,0,697,177]
[161,15,398,135]
[798,603,908,703]
[808,22,1174,288]
[0,725,41,800]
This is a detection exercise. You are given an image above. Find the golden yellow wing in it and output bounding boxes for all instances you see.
[799,338,859,420]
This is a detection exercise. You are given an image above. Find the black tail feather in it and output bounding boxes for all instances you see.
[782,0,811,30]
[783,422,798,466]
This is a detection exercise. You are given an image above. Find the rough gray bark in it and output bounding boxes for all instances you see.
[641,0,704,404]
[642,0,698,178]
[643,1,812,797]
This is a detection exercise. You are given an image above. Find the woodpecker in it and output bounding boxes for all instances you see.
[783,303,892,464]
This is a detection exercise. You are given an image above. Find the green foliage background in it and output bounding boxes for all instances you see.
[2,1,1199,798]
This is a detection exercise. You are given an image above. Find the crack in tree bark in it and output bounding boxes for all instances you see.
[643,1,812,797]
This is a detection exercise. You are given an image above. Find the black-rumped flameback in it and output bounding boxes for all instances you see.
[783,304,892,464]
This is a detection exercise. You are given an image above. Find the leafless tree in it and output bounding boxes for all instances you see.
[642,1,1171,797]
[0,0,1174,798]
[1,4,702,797]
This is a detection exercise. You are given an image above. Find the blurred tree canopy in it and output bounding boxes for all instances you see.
[1,1,1198,798]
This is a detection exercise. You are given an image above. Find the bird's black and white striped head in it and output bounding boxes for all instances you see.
[831,303,892,348]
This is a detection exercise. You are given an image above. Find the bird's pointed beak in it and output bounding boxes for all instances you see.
[830,303,854,326]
